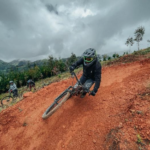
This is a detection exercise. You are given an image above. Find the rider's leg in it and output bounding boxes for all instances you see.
[84,79,94,91]
[13,89,18,97]
[29,85,31,91]
[73,75,87,88]
[16,89,18,96]
[33,84,36,90]
[80,79,94,98]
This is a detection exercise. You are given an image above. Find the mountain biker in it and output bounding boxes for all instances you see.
[27,79,36,91]
[9,81,18,96]
[69,48,101,98]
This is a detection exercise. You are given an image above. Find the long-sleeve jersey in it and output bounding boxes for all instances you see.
[27,80,35,85]
[71,58,101,93]
[9,83,17,92]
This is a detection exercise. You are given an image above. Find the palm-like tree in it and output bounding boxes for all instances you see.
[125,37,134,46]
[134,26,145,51]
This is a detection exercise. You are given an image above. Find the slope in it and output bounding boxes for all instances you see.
[0,59,150,150]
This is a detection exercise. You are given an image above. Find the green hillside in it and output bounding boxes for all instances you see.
[0,59,48,73]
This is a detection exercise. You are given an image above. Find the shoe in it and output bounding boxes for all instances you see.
[80,92,86,98]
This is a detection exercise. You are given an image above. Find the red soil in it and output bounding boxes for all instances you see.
[0,59,150,150]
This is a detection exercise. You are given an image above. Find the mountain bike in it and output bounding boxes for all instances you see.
[42,71,91,119]
[1,90,21,107]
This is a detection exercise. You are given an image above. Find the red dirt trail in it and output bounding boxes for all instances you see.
[0,59,150,150]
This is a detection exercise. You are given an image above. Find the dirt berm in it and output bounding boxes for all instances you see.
[0,59,150,150]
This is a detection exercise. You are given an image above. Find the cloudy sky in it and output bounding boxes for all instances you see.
[0,0,150,62]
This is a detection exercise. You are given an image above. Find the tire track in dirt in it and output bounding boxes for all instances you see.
[0,59,150,150]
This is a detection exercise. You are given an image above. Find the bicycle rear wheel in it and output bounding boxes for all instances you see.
[42,91,70,119]
[1,96,14,107]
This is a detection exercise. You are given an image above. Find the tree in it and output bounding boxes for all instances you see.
[112,53,119,59]
[48,55,55,75]
[108,56,111,60]
[66,53,77,67]
[125,37,134,50]
[116,53,119,58]
[134,26,145,51]
[102,54,108,61]
[112,53,116,59]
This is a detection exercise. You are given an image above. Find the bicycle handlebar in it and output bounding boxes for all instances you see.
[70,71,82,85]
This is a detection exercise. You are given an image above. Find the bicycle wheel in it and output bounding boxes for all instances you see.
[1,96,14,107]
[42,92,71,119]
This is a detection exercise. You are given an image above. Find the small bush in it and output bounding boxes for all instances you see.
[137,134,142,143]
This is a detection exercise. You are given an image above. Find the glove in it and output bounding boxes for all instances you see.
[90,90,96,96]
[69,66,75,73]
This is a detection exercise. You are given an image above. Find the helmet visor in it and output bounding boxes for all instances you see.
[84,57,93,63]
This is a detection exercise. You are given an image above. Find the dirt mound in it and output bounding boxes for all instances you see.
[23,92,33,98]
[0,59,150,150]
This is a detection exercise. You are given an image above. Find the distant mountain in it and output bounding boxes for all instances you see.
[0,59,48,74]
[0,59,12,72]
[9,60,21,66]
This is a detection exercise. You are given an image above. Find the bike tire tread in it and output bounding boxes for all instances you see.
[42,92,70,119]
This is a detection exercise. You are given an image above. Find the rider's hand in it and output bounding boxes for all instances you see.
[90,90,96,96]
[69,66,75,73]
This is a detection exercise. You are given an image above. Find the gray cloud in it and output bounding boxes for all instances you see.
[45,4,58,15]
[0,0,150,62]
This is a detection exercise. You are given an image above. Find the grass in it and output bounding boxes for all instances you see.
[132,47,150,55]
[137,134,142,144]
[102,47,150,66]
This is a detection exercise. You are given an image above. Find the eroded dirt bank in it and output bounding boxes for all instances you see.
[0,59,150,150]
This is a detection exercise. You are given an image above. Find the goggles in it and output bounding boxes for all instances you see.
[84,57,93,63]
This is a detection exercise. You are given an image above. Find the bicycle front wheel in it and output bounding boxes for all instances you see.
[42,92,71,119]
[1,96,14,107]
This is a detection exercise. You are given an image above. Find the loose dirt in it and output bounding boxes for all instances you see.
[0,59,150,150]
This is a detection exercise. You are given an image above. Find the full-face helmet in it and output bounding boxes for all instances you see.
[82,48,97,67]
[9,81,13,84]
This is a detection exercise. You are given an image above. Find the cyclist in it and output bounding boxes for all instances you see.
[69,48,101,98]
[27,79,36,91]
[8,81,18,96]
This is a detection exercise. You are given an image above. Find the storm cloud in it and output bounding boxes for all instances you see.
[0,0,150,62]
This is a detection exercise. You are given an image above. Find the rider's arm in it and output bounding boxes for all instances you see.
[8,85,13,93]
[71,58,83,69]
[93,62,101,93]
[9,85,13,91]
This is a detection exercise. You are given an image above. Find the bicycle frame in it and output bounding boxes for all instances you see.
[53,71,90,105]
